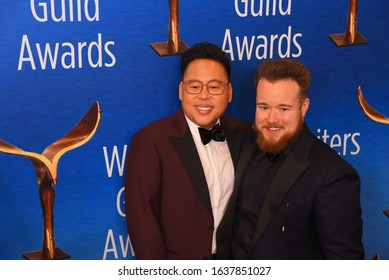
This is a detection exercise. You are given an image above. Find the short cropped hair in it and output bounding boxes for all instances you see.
[180,42,231,80]
[255,59,311,99]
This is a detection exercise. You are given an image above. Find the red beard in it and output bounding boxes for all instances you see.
[254,118,304,154]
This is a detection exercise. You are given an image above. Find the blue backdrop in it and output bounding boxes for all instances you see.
[0,0,388,260]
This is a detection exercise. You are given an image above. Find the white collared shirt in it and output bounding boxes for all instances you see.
[185,116,234,254]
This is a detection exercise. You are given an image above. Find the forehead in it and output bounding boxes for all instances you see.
[184,59,228,80]
[256,78,301,103]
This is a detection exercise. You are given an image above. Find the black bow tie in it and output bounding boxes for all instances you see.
[198,124,226,145]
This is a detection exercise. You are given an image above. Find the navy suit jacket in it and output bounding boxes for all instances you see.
[229,124,364,259]
[124,108,250,259]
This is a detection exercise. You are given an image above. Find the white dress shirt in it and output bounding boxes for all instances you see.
[185,116,234,254]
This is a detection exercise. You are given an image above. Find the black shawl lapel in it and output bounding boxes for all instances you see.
[249,125,313,250]
[223,123,245,169]
[219,139,256,226]
[168,110,212,215]
[234,140,257,190]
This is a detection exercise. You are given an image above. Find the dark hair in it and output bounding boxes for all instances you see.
[180,42,230,80]
[255,59,311,99]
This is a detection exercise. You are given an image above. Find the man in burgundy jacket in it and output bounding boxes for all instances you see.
[124,43,250,259]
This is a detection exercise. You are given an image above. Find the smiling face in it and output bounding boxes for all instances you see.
[179,59,232,129]
[255,78,309,154]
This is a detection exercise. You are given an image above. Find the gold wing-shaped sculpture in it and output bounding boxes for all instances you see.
[358,86,389,125]
[0,101,101,259]
[357,87,389,229]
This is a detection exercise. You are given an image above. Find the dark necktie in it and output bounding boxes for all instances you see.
[198,123,226,145]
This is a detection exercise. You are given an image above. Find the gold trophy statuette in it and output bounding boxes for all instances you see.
[357,87,389,220]
[358,86,389,125]
[329,0,368,47]
[0,101,101,260]
[150,0,189,56]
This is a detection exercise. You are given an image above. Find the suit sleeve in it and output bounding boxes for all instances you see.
[315,162,365,259]
[124,129,167,259]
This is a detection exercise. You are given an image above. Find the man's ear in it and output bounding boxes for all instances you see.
[301,98,310,117]
[179,81,183,101]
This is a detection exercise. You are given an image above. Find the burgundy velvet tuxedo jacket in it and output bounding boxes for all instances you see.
[124,108,250,259]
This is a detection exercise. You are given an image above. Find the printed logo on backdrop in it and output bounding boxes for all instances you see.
[18,0,117,70]
[223,0,302,61]
[149,0,303,61]
[102,145,135,259]
[315,128,360,157]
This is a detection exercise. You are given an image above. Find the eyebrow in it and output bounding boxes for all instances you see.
[256,102,294,108]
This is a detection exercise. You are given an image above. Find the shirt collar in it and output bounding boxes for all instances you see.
[184,115,221,143]
[255,140,294,162]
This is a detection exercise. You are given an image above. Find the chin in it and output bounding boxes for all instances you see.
[263,135,282,143]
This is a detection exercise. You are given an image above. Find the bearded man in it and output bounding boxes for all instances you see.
[231,59,364,259]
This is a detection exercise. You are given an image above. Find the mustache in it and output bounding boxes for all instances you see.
[255,123,284,129]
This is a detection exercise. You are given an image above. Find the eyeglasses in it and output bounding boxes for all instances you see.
[183,80,229,95]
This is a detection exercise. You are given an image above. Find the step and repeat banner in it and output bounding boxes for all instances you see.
[0,1,388,260]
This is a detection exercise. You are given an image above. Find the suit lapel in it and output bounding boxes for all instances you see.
[168,111,212,215]
[224,124,244,169]
[217,123,253,219]
[218,138,256,236]
[234,140,257,190]
[168,112,251,217]
[250,151,311,250]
